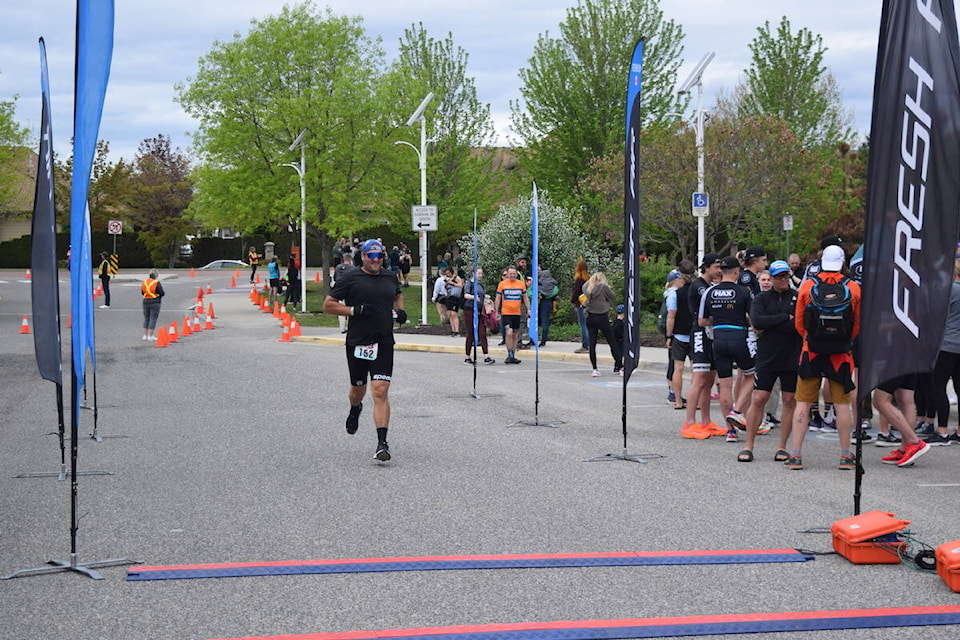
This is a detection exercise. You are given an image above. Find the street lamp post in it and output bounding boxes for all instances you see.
[677,52,714,267]
[397,92,434,326]
[282,128,308,313]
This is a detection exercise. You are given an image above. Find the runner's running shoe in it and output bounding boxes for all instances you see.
[703,421,727,436]
[838,454,856,470]
[874,432,902,447]
[374,442,391,462]
[896,440,930,467]
[346,402,362,435]
[726,410,747,431]
[680,421,710,440]
[786,455,803,470]
[725,429,739,443]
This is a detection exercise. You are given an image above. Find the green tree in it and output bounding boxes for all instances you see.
[739,16,854,148]
[510,0,685,217]
[388,23,503,246]
[0,93,31,211]
[458,190,623,314]
[126,135,193,267]
[177,2,408,288]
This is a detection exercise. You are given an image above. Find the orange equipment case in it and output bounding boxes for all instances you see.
[831,510,910,564]
[936,539,960,592]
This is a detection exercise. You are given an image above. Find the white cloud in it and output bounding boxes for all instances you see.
[1,0,883,163]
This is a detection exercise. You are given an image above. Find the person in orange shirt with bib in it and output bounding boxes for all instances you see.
[141,269,165,341]
[496,266,529,364]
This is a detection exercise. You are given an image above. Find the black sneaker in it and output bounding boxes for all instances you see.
[916,421,936,438]
[464,357,474,365]
[927,432,952,446]
[950,431,960,444]
[765,413,781,426]
[483,356,495,365]
[375,442,391,461]
[850,430,874,444]
[346,403,362,435]
[874,432,902,447]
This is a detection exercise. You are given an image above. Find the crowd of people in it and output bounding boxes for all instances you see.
[670,234,956,471]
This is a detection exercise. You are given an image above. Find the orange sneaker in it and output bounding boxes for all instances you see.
[703,421,727,436]
[681,421,710,439]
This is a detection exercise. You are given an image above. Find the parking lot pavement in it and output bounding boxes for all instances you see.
[1,270,959,640]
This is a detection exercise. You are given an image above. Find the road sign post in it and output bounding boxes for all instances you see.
[411,205,438,232]
[107,219,122,254]
[691,192,709,217]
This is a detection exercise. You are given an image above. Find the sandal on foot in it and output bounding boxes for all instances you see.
[673,399,687,410]
[737,449,754,463]
[774,449,789,462]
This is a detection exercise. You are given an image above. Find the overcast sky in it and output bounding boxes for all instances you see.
[1,0,881,164]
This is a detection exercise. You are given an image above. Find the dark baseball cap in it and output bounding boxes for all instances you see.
[743,246,766,261]
[700,252,721,269]
[820,235,844,250]
[719,256,741,270]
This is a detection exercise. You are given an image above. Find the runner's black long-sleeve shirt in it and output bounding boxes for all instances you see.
[750,287,802,371]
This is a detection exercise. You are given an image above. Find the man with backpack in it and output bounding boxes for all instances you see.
[786,244,860,470]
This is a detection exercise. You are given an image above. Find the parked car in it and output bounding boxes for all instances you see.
[199,259,248,270]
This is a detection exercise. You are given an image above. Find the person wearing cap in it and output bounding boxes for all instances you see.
[786,244,861,470]
[323,239,407,462]
[801,234,845,432]
[496,265,529,364]
[665,260,696,410]
[681,253,725,438]
[698,256,756,444]
[740,260,801,462]
[737,247,767,296]
[661,269,682,403]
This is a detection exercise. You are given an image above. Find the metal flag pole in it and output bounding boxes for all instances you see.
[508,185,559,428]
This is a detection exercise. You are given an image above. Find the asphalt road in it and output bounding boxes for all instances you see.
[1,269,959,640]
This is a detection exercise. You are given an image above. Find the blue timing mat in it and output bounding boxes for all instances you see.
[207,606,960,639]
[128,548,813,582]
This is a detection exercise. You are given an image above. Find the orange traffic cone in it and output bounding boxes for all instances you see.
[189,267,195,277]
[230,276,237,288]
[155,325,169,347]
[280,304,289,321]
[183,316,193,336]
[204,314,215,330]
[314,271,320,283]
[196,301,205,316]
[251,288,258,304]
[207,303,217,319]
[261,299,271,313]
[67,314,72,329]
[234,268,240,279]
[25,268,32,279]
[196,286,204,300]
[290,318,302,337]
[206,283,212,294]
[279,322,291,342]
[255,273,261,284]
[190,315,201,332]
[19,315,31,334]
[272,302,280,318]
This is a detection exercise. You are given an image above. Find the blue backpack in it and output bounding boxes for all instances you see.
[804,276,854,354]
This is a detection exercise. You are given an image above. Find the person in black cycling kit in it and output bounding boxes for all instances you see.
[323,239,407,462]
[681,253,725,439]
[740,260,801,462]
[699,256,755,443]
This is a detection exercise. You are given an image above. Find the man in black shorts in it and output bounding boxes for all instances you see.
[699,256,755,443]
[741,260,801,462]
[681,253,724,439]
[323,239,407,462]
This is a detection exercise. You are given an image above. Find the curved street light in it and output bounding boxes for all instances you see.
[281,129,308,312]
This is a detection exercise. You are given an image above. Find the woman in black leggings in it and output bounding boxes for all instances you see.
[582,271,623,376]
[931,259,960,445]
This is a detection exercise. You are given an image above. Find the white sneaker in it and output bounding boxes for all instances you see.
[99,304,110,309]
[148,335,157,341]
[591,369,601,377]
[142,335,148,341]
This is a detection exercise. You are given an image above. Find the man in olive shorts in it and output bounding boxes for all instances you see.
[323,239,407,462]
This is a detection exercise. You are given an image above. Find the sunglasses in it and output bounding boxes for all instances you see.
[365,252,384,260]
[772,272,791,279]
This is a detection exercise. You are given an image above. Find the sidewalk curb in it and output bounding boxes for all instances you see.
[293,334,667,371]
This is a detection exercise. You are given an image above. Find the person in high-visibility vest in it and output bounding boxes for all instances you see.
[141,269,165,341]
[248,246,260,283]
[98,252,112,308]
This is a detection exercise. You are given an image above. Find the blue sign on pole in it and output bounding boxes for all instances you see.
[692,192,709,217]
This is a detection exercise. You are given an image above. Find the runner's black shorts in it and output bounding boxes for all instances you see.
[754,368,798,394]
[670,337,691,362]
[691,329,715,373]
[712,328,756,379]
[876,374,916,394]
[502,314,521,331]
[345,342,394,386]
